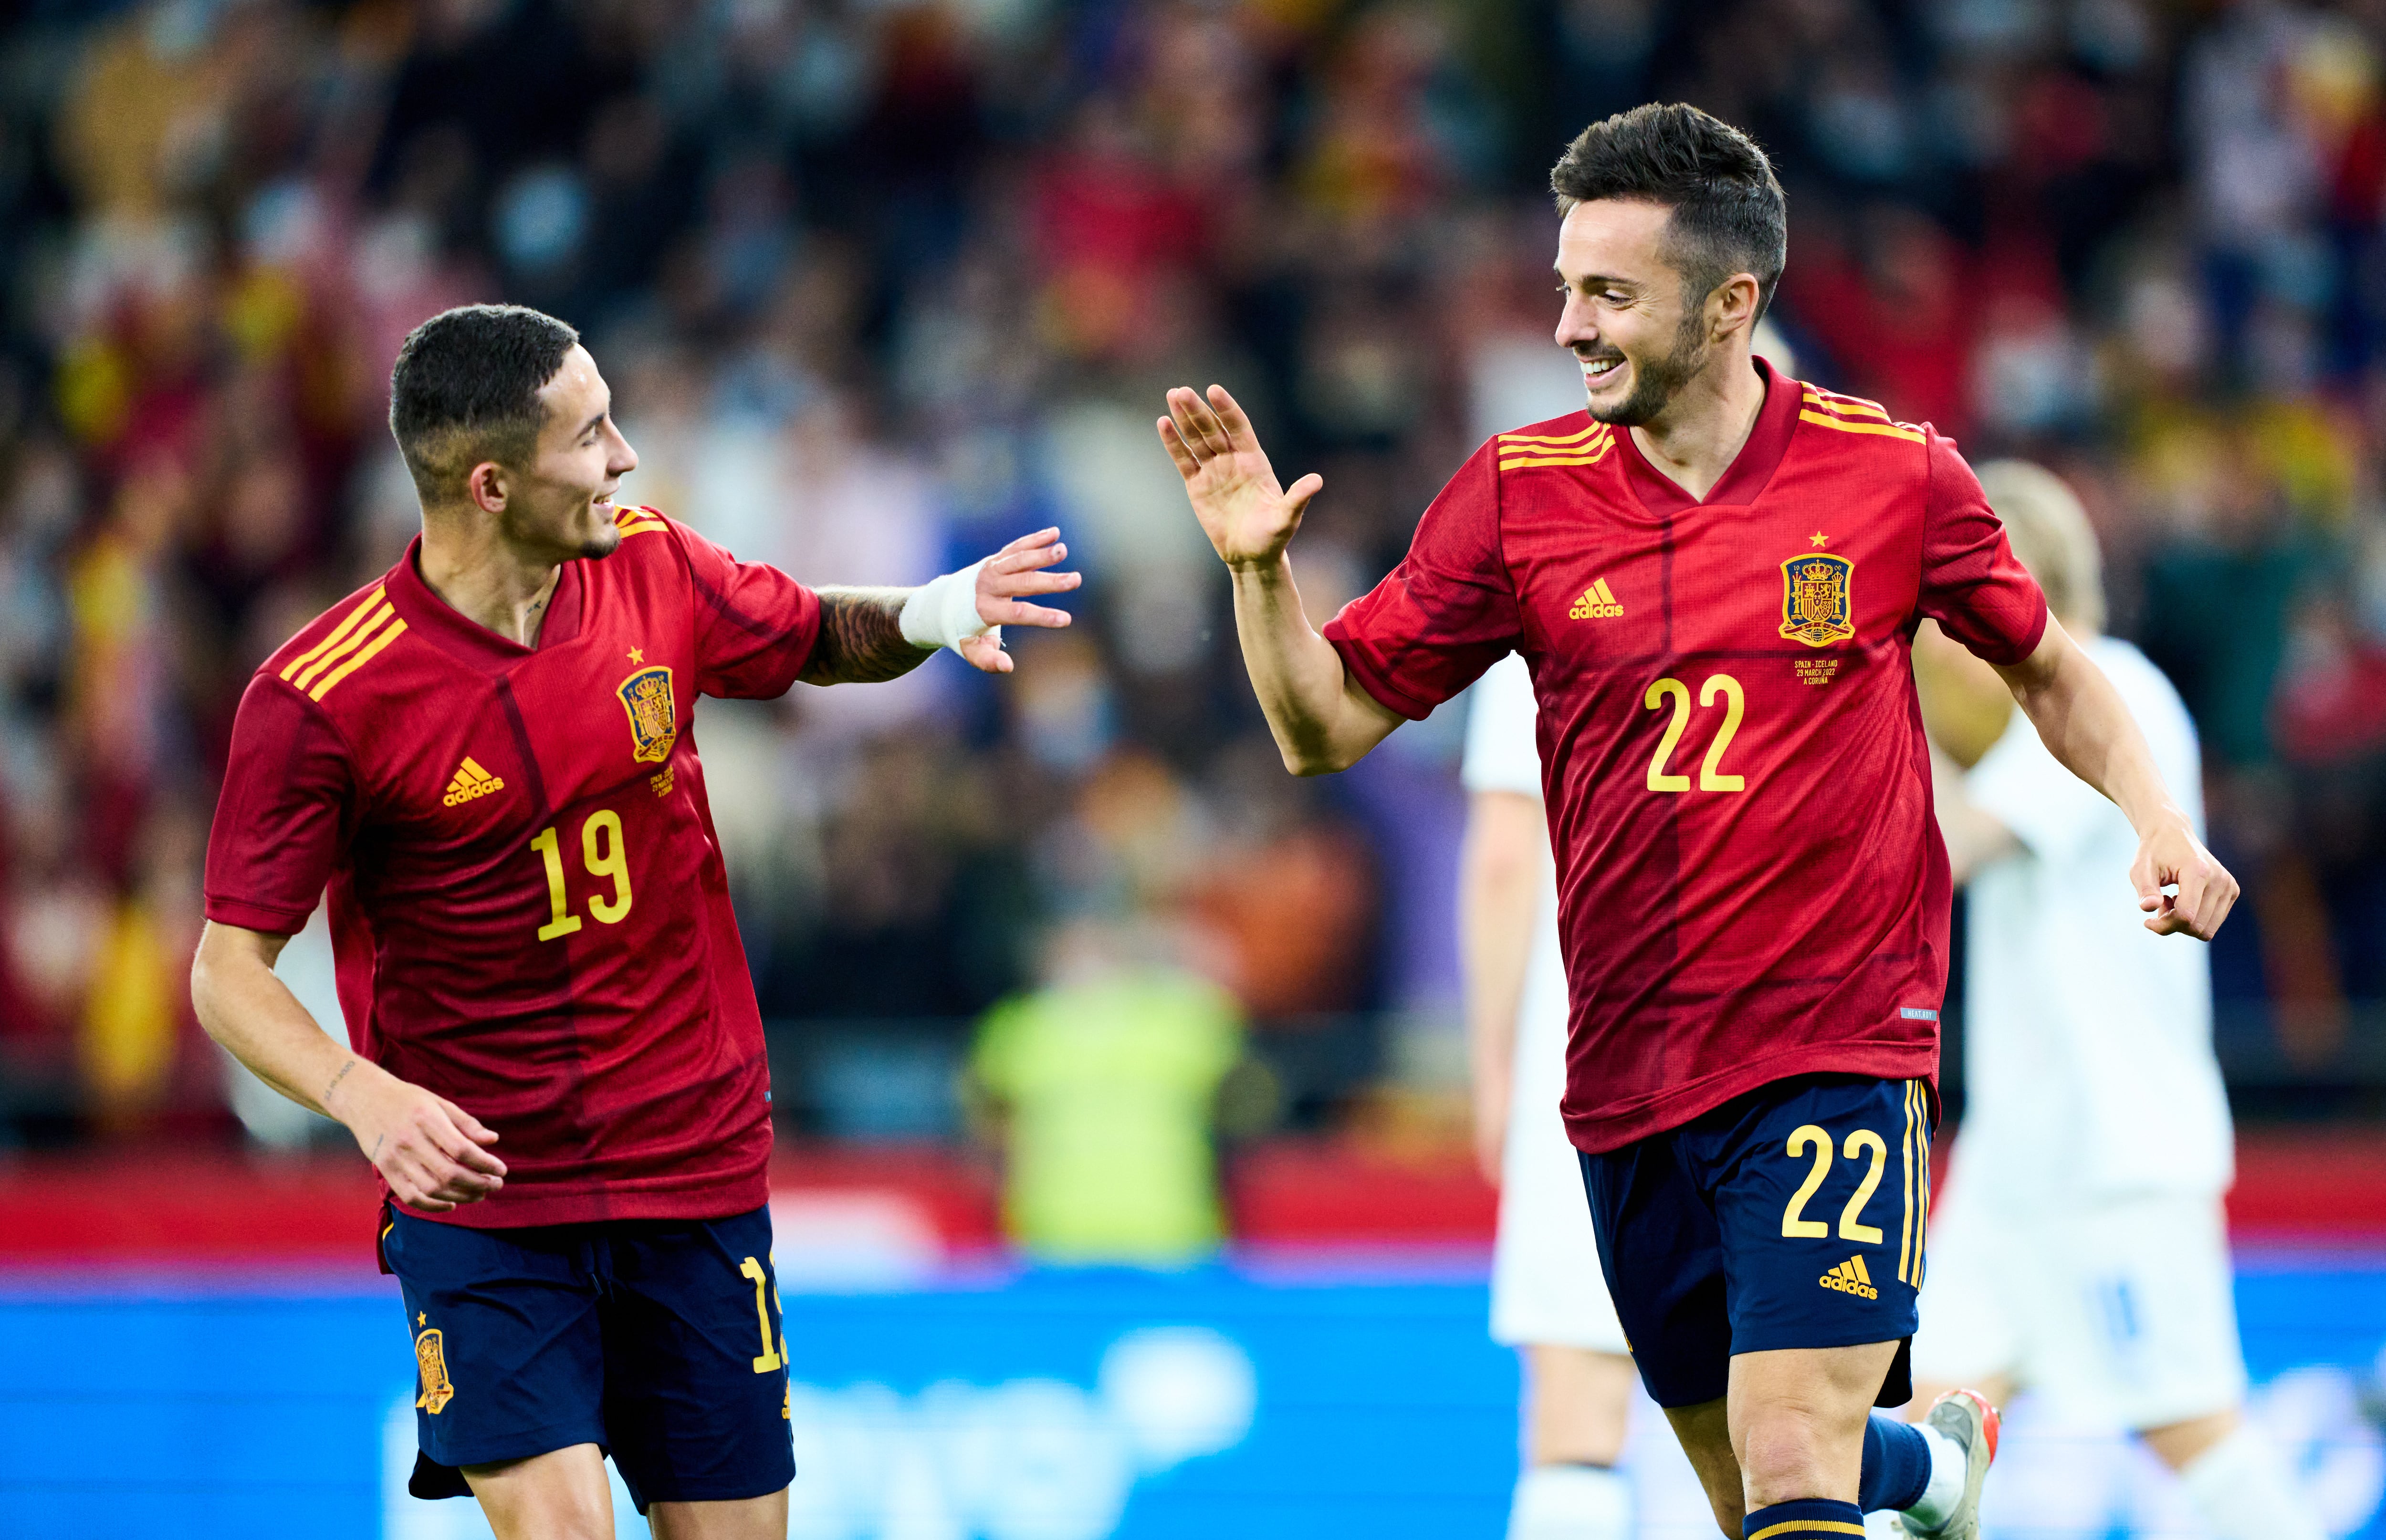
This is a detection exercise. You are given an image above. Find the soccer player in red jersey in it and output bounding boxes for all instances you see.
[1160,105,2237,1540]
[190,304,1078,1540]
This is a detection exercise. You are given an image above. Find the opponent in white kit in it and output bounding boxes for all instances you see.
[1909,460,2322,1540]
[1463,649,1638,1540]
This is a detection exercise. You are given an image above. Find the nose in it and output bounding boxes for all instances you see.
[1555,291,1597,352]
[609,423,639,476]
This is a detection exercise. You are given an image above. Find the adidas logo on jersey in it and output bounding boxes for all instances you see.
[1820,1255,1879,1300]
[442,757,506,807]
[1569,578,1624,620]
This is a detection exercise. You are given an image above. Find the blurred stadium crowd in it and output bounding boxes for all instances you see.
[0,0,2382,1151]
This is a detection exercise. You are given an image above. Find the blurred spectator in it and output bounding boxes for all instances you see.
[967,916,1247,1265]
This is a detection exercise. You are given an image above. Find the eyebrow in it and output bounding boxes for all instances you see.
[1555,266,1640,289]
[575,408,607,437]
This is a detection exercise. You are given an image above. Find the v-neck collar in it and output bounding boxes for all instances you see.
[1612,357,1801,516]
[387,535,586,672]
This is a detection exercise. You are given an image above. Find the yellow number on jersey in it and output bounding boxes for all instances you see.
[530,810,636,940]
[1643,673,1746,793]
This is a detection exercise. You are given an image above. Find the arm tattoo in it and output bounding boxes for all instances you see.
[324,1056,359,1105]
[798,587,938,686]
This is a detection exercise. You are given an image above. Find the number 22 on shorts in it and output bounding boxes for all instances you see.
[1779,1122,1887,1243]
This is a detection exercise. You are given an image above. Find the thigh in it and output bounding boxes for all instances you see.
[384,1208,608,1485]
[1701,1075,1931,1404]
[597,1206,796,1513]
[1578,1137,1731,1408]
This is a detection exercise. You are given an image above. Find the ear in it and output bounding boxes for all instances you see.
[1709,273,1761,342]
[465,460,509,516]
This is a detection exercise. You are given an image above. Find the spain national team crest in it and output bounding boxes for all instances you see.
[414,1327,455,1415]
[1778,553,1855,648]
[617,666,678,764]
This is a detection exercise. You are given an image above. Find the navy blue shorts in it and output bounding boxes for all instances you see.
[1578,1073,1936,1409]
[382,1203,795,1513]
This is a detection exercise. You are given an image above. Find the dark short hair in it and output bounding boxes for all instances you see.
[388,304,580,501]
[1550,103,1788,320]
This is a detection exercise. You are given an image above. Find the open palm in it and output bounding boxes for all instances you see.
[1158,385,1323,569]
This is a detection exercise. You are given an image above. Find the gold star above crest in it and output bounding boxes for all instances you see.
[628,646,646,665]
[418,1313,427,1327]
[1809,531,1830,547]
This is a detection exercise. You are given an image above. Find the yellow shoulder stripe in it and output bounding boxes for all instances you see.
[287,602,395,692]
[1499,424,1613,471]
[617,520,668,537]
[1800,388,1892,422]
[614,503,668,537]
[280,586,387,683]
[1497,423,1605,448]
[1798,410,1924,443]
[309,619,407,701]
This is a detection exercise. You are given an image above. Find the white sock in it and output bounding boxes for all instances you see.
[1901,1422,1969,1528]
[1507,1463,1632,1540]
[2178,1423,2325,1540]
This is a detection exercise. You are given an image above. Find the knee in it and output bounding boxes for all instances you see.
[1736,1410,1838,1505]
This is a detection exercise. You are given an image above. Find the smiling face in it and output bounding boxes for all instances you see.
[1553,198,1727,428]
[493,344,638,562]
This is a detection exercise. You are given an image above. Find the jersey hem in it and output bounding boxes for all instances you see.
[391,1168,772,1229]
[1564,1041,1939,1155]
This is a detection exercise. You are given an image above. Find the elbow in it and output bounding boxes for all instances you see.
[1281,744,1356,777]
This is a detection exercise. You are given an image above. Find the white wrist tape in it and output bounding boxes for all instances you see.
[898,559,995,651]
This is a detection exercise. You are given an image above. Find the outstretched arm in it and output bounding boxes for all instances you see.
[1159,385,1401,774]
[1992,619,2238,937]
[798,527,1079,685]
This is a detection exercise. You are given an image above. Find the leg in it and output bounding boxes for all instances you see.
[1662,1395,1746,1538]
[1729,1341,1902,1506]
[463,1443,615,1540]
[649,1489,792,1540]
[2143,1405,2327,1540]
[1508,1344,1638,1539]
[1523,1344,1637,1466]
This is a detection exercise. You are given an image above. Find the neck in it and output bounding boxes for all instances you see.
[418,506,566,647]
[1627,345,1767,502]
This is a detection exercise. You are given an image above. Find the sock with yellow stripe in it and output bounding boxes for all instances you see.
[1743,1496,1863,1540]
[1857,1413,1933,1511]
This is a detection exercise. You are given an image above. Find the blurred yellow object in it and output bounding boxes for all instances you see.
[54,337,131,446]
[81,899,177,1118]
[1912,619,2012,769]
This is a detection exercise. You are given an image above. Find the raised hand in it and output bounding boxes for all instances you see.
[2132,819,2239,940]
[958,527,1079,674]
[1159,385,1323,570]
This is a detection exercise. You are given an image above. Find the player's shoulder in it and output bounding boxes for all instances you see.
[1485,410,1618,475]
[256,570,415,714]
[1791,379,1930,449]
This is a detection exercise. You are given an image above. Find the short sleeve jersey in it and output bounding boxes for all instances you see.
[204,505,821,1228]
[1327,363,2048,1154]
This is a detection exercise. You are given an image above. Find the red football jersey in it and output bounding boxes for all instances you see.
[1326,363,2049,1153]
[204,506,820,1227]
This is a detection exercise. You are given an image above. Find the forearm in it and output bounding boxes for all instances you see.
[1229,557,1398,774]
[797,587,937,686]
[1458,807,1541,1095]
[190,925,356,1117]
[2004,628,2184,838]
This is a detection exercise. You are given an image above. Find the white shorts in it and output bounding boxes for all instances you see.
[1910,1176,2247,1430]
[1490,1095,1629,1354]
